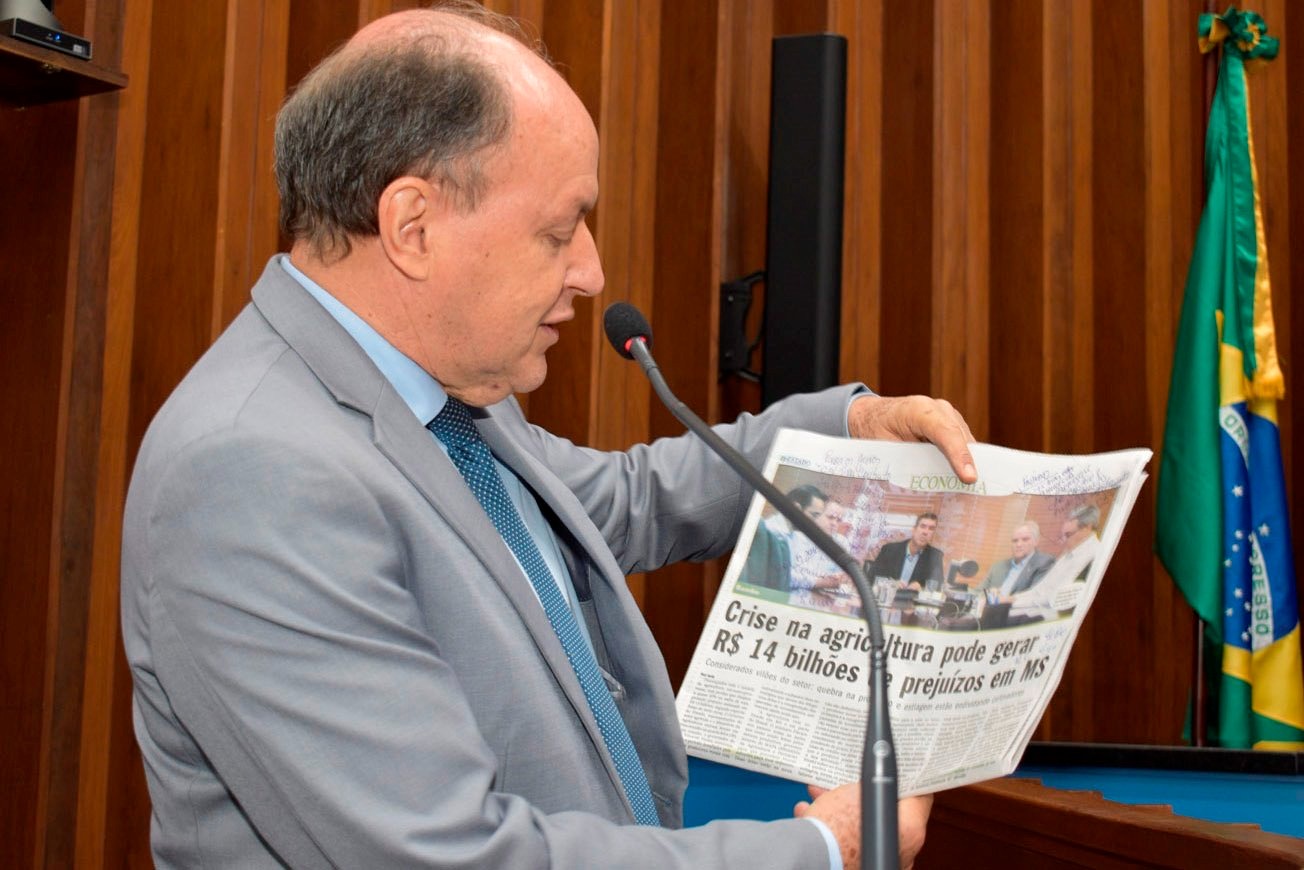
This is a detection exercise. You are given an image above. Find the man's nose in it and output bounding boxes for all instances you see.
[570,219,604,297]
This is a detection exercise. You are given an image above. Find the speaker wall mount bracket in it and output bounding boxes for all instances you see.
[719,270,765,382]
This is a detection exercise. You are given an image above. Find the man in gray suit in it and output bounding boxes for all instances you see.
[980,521,1054,597]
[121,6,977,868]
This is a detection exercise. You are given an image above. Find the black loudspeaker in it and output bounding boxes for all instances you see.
[761,34,847,408]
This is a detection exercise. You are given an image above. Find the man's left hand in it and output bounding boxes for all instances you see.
[848,395,977,483]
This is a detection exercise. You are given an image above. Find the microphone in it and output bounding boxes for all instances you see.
[603,302,898,870]
[602,303,652,359]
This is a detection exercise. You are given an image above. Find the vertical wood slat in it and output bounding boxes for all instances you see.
[932,0,989,436]
[31,0,127,859]
[40,87,127,870]
[1143,0,1201,750]
[74,0,156,861]
[832,0,883,390]
[18,0,132,863]
[716,0,771,426]
[126,0,229,454]
[591,0,659,456]
[587,0,663,606]
[0,0,118,862]
[1143,0,1177,746]
[988,0,1044,453]
[0,100,78,870]
[877,1,934,399]
[639,0,730,687]
[213,0,290,333]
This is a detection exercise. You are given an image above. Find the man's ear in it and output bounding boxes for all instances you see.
[377,176,439,280]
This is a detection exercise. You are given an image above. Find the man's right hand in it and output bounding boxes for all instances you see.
[795,784,933,869]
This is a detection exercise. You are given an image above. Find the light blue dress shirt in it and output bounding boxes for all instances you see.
[901,547,922,582]
[998,555,1030,597]
[280,255,841,868]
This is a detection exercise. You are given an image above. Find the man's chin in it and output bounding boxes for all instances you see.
[510,359,549,397]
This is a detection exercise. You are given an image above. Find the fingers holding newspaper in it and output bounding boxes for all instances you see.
[794,785,933,869]
[847,395,978,484]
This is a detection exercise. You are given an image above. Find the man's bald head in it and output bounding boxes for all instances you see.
[274,3,553,260]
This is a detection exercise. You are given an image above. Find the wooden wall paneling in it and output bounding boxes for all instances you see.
[585,0,662,606]
[514,0,605,446]
[590,0,659,457]
[0,93,78,870]
[932,0,989,438]
[1142,0,1202,746]
[716,0,771,426]
[1044,0,1095,460]
[832,0,884,390]
[877,1,934,399]
[771,0,826,40]
[0,0,112,838]
[643,0,728,686]
[283,1,358,132]
[1050,0,1151,744]
[212,0,290,333]
[36,74,119,870]
[75,0,156,865]
[1053,0,1100,741]
[484,0,546,30]
[126,0,230,453]
[359,0,426,24]
[1151,4,1207,742]
[1032,0,1093,741]
[989,0,1046,452]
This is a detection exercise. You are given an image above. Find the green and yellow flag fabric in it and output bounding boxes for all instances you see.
[1156,7,1304,750]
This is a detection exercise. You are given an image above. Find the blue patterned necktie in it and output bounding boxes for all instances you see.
[428,398,660,826]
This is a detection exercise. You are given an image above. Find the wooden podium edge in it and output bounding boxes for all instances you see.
[920,776,1304,869]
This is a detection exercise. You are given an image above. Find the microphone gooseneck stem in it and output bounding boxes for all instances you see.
[627,338,898,870]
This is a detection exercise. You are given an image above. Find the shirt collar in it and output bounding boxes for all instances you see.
[279,254,447,425]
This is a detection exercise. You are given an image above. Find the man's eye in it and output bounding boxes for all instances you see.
[547,233,573,248]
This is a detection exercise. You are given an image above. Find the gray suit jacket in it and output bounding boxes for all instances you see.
[121,261,856,868]
[980,551,1054,595]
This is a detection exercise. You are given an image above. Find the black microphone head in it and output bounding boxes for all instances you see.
[602,302,653,359]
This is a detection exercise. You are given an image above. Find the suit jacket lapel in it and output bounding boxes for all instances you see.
[249,262,608,776]
[471,408,639,803]
[473,412,620,592]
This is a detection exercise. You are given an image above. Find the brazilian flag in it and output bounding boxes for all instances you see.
[1156,8,1304,750]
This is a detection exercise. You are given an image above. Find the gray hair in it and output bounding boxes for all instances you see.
[274,4,547,259]
[1069,504,1101,531]
[1015,520,1041,542]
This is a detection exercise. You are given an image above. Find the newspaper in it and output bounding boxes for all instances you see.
[676,430,1151,796]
